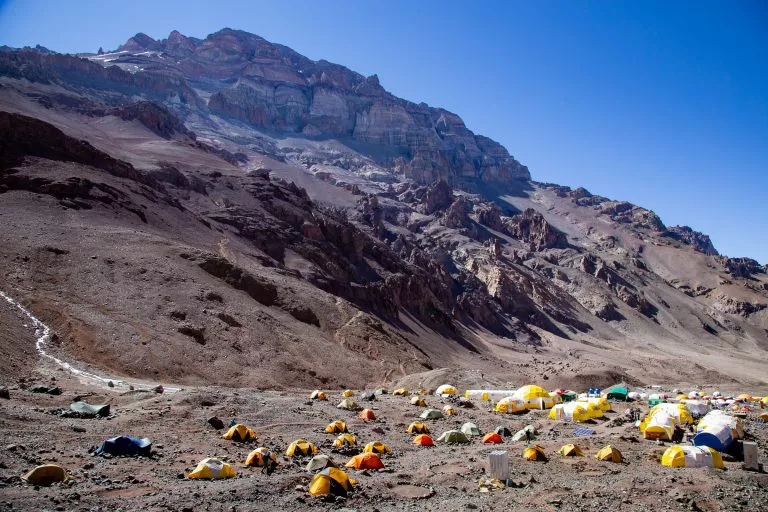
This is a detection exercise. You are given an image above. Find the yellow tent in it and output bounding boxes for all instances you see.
[342,389,355,397]
[647,403,693,426]
[333,433,357,448]
[578,397,612,412]
[436,384,457,396]
[549,403,591,422]
[495,396,526,414]
[308,467,356,497]
[363,441,391,454]
[736,393,751,401]
[759,412,768,421]
[245,447,277,467]
[392,388,409,396]
[23,464,67,486]
[222,424,258,442]
[642,412,676,441]
[584,402,604,419]
[443,405,457,416]
[310,390,327,400]
[186,458,236,480]
[325,420,347,433]
[594,445,622,463]
[558,444,584,457]
[523,444,547,461]
[286,439,319,457]
[661,445,724,469]
[410,396,427,407]
[406,421,429,434]
[337,399,360,411]
[761,396,768,407]
[513,385,555,410]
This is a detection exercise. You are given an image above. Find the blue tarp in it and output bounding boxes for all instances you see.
[95,436,152,456]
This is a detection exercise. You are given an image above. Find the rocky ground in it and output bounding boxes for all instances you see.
[1,361,767,512]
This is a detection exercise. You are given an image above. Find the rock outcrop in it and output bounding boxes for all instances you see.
[664,226,719,255]
[503,209,566,251]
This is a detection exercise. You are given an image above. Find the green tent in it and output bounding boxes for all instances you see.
[604,383,629,401]
[648,398,666,407]
[436,430,470,444]
[561,391,578,402]
[460,422,481,436]
[606,387,628,401]
[420,409,444,420]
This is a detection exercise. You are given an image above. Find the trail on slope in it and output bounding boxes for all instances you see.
[0,289,180,393]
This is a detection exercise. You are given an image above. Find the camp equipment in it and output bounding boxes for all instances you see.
[95,436,152,456]
[392,388,409,396]
[69,401,110,417]
[495,396,526,413]
[461,422,481,436]
[443,405,456,416]
[310,390,327,400]
[342,390,354,397]
[465,389,517,401]
[245,447,277,467]
[358,409,376,421]
[511,425,536,442]
[420,408,444,420]
[23,464,67,486]
[661,445,724,469]
[513,385,555,409]
[437,429,470,444]
[558,444,583,457]
[410,396,427,407]
[436,384,457,396]
[693,411,744,452]
[523,444,546,461]
[494,426,512,437]
[406,421,429,434]
[186,458,236,479]
[286,439,319,457]
[605,384,629,401]
[594,445,622,462]
[482,432,503,444]
[337,398,360,410]
[309,467,355,497]
[333,433,357,448]
[222,424,257,442]
[363,441,391,454]
[412,434,434,446]
[325,420,347,433]
[345,452,384,470]
[306,454,337,472]
[549,402,591,422]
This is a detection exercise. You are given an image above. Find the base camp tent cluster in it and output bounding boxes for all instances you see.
[18,382,763,497]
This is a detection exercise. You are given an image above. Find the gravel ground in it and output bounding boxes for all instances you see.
[1,372,767,512]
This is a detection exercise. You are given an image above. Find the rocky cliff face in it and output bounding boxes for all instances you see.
[1,29,529,188]
[0,28,766,389]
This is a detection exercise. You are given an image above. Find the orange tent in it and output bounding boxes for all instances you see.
[482,432,503,444]
[345,452,384,470]
[358,409,376,421]
[412,434,434,446]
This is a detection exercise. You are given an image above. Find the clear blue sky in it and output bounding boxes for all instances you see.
[1,0,766,263]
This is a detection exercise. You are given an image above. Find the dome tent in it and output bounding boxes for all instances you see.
[308,467,356,497]
[186,458,236,480]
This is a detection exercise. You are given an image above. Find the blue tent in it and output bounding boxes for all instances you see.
[95,436,152,456]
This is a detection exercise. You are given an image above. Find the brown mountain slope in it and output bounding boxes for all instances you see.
[0,31,766,389]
